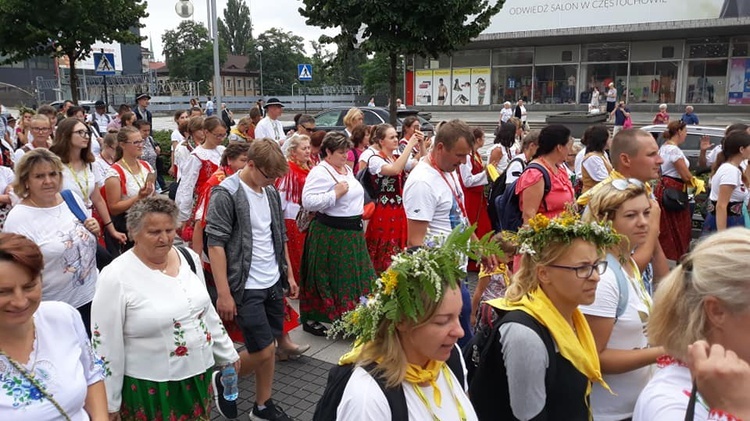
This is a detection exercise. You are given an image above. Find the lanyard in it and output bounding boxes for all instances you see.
[429,154,468,220]
[412,365,468,421]
[66,163,90,205]
[121,160,144,189]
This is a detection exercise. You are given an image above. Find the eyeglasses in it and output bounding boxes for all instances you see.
[72,130,90,139]
[611,178,645,191]
[209,131,227,138]
[257,166,273,180]
[547,261,608,279]
[122,140,145,146]
[31,127,51,132]
[301,125,316,132]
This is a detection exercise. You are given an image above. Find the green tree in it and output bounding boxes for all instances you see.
[218,0,253,55]
[246,28,306,96]
[162,21,227,93]
[0,0,147,103]
[360,52,402,96]
[300,0,504,122]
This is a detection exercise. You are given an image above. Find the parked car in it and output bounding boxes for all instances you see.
[285,107,434,138]
[641,124,726,238]
[49,100,98,113]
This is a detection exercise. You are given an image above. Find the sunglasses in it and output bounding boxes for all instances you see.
[611,178,645,191]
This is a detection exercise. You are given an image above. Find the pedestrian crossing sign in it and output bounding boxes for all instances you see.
[298,64,312,81]
[94,53,116,75]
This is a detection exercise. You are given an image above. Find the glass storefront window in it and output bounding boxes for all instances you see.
[492,66,532,104]
[452,49,490,67]
[492,48,533,66]
[686,60,728,104]
[582,63,628,103]
[534,65,578,104]
[582,44,629,62]
[629,62,678,103]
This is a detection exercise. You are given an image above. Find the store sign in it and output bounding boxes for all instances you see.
[483,0,733,34]
[59,42,123,71]
[728,58,750,105]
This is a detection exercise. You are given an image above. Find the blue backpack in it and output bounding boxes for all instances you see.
[494,162,551,232]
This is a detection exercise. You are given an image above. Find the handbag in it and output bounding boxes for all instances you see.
[662,186,689,212]
[296,206,315,233]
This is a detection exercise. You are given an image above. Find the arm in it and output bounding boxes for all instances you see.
[175,155,201,223]
[715,184,735,231]
[91,187,125,241]
[520,178,545,224]
[582,155,611,182]
[499,323,550,420]
[84,381,108,421]
[460,157,489,188]
[285,242,298,299]
[585,315,664,374]
[407,219,430,247]
[688,341,750,421]
[471,274,491,325]
[378,136,420,176]
[104,176,140,216]
[698,136,711,168]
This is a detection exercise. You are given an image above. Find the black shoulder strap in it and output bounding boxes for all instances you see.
[498,310,558,393]
[363,363,408,421]
[684,382,698,421]
[524,162,552,211]
[176,246,197,275]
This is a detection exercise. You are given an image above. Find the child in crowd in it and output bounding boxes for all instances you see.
[471,236,517,329]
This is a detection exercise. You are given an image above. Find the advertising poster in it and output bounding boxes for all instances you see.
[470,67,491,106]
[414,70,434,106]
[433,69,452,106]
[482,0,727,34]
[728,58,750,105]
[452,68,472,106]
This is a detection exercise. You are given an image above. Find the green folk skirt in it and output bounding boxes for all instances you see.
[299,218,375,323]
[119,370,212,421]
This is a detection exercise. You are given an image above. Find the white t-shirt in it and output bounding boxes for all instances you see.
[633,362,709,421]
[706,145,722,168]
[574,147,587,179]
[582,154,611,182]
[241,183,280,289]
[0,166,14,195]
[337,360,476,421]
[106,161,155,200]
[489,144,514,174]
[579,260,654,421]
[62,163,103,216]
[368,154,416,177]
[403,160,468,239]
[255,116,285,143]
[92,156,113,190]
[170,128,185,146]
[0,301,104,421]
[505,155,528,185]
[4,199,98,308]
[709,163,749,203]
[659,144,689,178]
[302,161,364,217]
[500,108,513,123]
[358,146,377,169]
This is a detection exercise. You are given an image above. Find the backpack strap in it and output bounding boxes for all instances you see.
[176,246,197,275]
[111,163,128,195]
[524,162,552,212]
[363,363,408,421]
[61,189,87,223]
[497,310,558,393]
[446,344,467,391]
[605,253,631,321]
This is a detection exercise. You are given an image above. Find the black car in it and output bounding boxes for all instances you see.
[286,107,434,137]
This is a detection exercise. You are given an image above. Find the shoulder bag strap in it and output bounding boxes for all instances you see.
[0,351,72,421]
[176,245,197,275]
[605,253,631,322]
[684,382,698,421]
[61,189,87,223]
[321,164,340,183]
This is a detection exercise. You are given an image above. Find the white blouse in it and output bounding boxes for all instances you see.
[659,144,689,179]
[459,155,488,188]
[175,146,225,223]
[105,161,155,200]
[0,302,105,421]
[302,160,364,217]
[62,163,103,216]
[91,248,239,412]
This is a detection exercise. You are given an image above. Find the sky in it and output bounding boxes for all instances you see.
[141,0,338,61]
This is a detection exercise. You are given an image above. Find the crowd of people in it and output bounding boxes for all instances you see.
[0,95,749,421]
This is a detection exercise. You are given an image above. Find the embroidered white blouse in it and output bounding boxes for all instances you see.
[90,248,239,412]
[302,160,364,217]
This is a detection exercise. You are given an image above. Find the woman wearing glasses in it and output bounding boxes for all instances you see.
[13,115,53,163]
[580,179,665,421]
[50,118,127,249]
[470,211,619,421]
[703,130,750,234]
[4,149,101,334]
[104,127,156,253]
[175,116,226,244]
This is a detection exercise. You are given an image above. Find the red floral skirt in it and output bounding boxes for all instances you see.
[285,218,306,283]
[365,203,407,274]
[655,176,692,261]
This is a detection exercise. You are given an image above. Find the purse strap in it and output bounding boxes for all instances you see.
[684,381,698,421]
[0,350,72,421]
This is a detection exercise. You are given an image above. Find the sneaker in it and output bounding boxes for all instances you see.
[211,370,238,419]
[249,399,293,421]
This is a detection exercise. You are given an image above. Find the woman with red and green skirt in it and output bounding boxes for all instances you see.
[365,123,424,273]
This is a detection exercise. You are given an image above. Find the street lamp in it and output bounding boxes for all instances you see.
[197,79,204,98]
[256,46,264,97]
[292,82,298,97]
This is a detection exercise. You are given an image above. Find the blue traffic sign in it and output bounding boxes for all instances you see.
[298,64,312,81]
[94,53,116,76]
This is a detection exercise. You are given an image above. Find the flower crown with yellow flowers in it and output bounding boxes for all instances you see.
[509,211,621,257]
[328,225,502,343]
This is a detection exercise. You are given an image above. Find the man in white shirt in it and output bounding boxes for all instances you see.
[205,96,215,116]
[88,100,111,137]
[403,119,493,347]
[255,98,286,145]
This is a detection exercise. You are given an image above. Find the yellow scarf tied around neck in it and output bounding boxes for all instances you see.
[486,288,611,400]
[338,343,447,406]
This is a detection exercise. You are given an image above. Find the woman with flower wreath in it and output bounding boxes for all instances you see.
[91,197,239,421]
[580,180,665,420]
[365,123,424,273]
[469,211,620,421]
[330,226,501,420]
[633,228,750,420]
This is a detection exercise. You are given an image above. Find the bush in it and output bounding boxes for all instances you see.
[153,130,172,154]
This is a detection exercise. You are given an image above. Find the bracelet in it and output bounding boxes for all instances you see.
[103,221,113,227]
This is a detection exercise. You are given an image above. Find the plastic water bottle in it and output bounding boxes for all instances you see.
[221,365,238,401]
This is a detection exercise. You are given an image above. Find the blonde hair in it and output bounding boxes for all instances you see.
[649,228,750,360]
[13,149,64,198]
[582,181,648,224]
[283,133,310,159]
[343,107,363,129]
[505,240,575,301]
[356,281,457,388]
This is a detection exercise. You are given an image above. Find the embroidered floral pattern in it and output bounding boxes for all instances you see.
[169,319,189,357]
[198,318,211,345]
[92,324,112,377]
[0,368,45,408]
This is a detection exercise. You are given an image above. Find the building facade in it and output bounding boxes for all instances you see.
[407,0,750,108]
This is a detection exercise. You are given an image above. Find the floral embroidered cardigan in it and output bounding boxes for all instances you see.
[91,248,239,412]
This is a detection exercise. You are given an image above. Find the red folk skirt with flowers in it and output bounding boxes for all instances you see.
[119,370,212,421]
[462,153,492,271]
[181,157,219,243]
[655,176,692,261]
[365,170,407,274]
[275,161,311,283]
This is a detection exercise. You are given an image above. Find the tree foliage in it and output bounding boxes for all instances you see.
[360,52,402,96]
[0,0,147,103]
[300,0,504,122]
[245,28,306,96]
[162,21,227,93]
[218,0,253,56]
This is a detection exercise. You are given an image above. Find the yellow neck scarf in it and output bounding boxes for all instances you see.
[486,288,611,399]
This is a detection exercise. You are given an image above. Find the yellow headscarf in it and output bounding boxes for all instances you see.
[486,288,611,400]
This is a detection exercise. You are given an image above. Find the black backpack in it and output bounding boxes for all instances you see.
[313,345,465,421]
[463,309,557,421]
[354,155,379,206]
[487,156,526,232]
[494,162,551,232]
